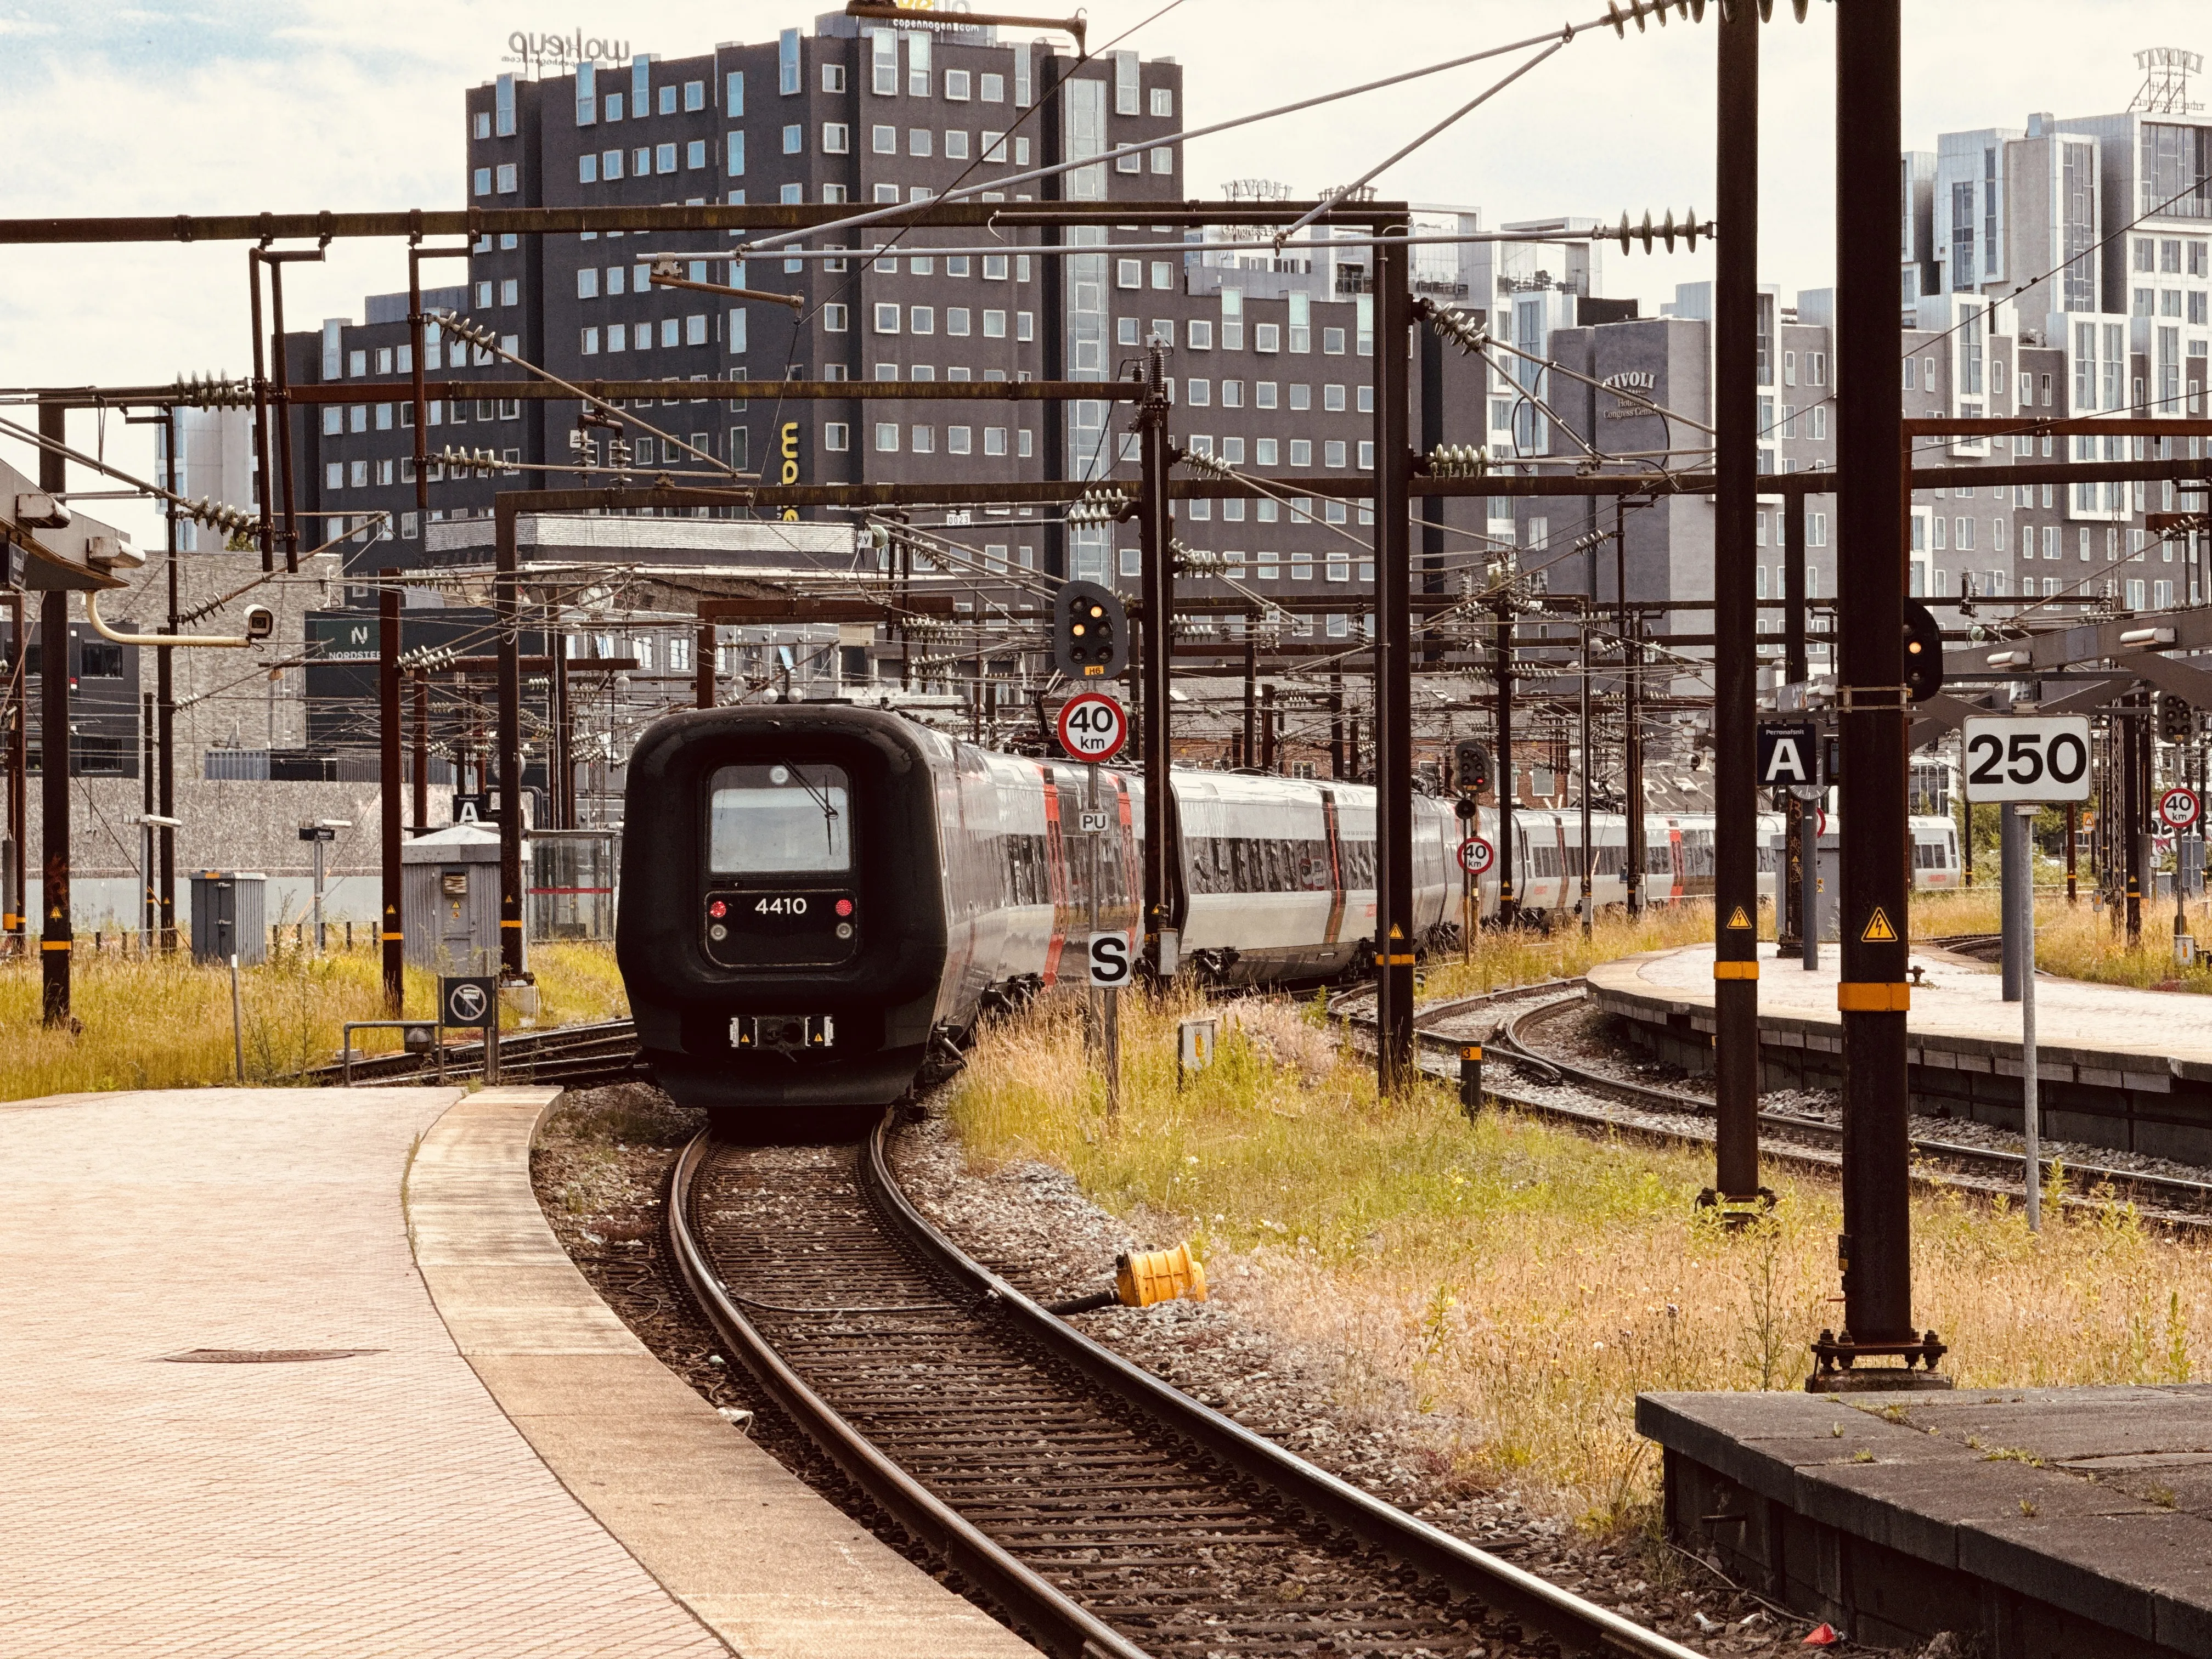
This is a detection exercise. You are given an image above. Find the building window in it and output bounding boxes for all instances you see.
[822,122,850,155]
[822,64,844,94]
[984,427,1007,456]
[652,143,674,173]
[874,422,900,452]
[911,425,935,454]
[945,130,970,160]
[631,146,650,176]
[1255,323,1280,353]
[875,303,901,334]
[686,139,706,169]
[728,427,750,470]
[946,307,971,337]
[581,326,600,354]
[823,303,849,334]
[948,426,973,455]
[910,306,934,335]
[873,124,896,154]
[780,26,802,95]
[579,153,599,184]
[472,167,491,196]
[495,163,517,194]
[1019,428,1033,458]
[1116,258,1142,290]
[660,318,680,347]
[910,128,932,157]
[500,278,519,306]
[946,69,971,100]
[1289,439,1312,466]
[1017,312,1034,342]
[686,314,707,346]
[324,462,343,489]
[824,422,849,452]
[1150,146,1173,175]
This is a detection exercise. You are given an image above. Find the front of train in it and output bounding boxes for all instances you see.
[618,705,953,1127]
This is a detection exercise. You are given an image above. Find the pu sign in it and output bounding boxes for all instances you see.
[778,421,800,521]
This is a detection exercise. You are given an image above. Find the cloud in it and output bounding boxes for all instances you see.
[4,0,2205,551]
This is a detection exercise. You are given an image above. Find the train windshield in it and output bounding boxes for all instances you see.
[707,764,852,873]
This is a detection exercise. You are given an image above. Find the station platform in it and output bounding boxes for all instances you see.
[0,1082,1034,1658]
[1588,943,2212,1163]
[1640,1385,2212,1657]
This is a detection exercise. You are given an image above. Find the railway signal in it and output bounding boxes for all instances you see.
[1052,580,1127,681]
[2160,692,2194,744]
[1454,738,1492,795]
[1902,598,1944,703]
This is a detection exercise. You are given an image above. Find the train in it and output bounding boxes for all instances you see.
[617,704,1962,1125]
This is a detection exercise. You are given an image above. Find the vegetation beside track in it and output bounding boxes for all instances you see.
[1916,885,2212,994]
[0,939,627,1101]
[944,979,2212,1534]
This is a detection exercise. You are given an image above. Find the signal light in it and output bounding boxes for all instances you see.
[1901,598,1944,702]
[2161,692,2195,744]
[1052,579,1128,681]
[708,899,727,919]
[1455,738,1494,795]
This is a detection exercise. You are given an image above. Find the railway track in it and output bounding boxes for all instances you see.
[1359,985,2212,1227]
[305,1017,648,1089]
[665,1117,1699,1659]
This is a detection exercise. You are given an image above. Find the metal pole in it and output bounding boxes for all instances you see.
[2127,696,2145,945]
[1780,493,1808,953]
[1711,0,1762,1206]
[247,250,276,574]
[1088,761,1118,1118]
[412,671,430,829]
[1802,795,1820,969]
[141,691,155,944]
[695,621,715,709]
[494,500,525,982]
[1260,683,1276,772]
[1494,601,1517,926]
[159,409,177,952]
[1619,506,1643,919]
[313,836,326,953]
[1329,663,1345,781]
[1833,0,1919,1357]
[38,398,70,1026]
[379,579,404,1013]
[1374,227,1416,1088]
[2066,800,2079,905]
[1579,611,1593,939]
[5,592,22,956]
[1136,345,1177,981]
[1243,619,1257,768]
[551,625,571,827]
[2001,804,2025,1001]
[230,953,245,1080]
[268,257,307,571]
[2019,804,2042,1233]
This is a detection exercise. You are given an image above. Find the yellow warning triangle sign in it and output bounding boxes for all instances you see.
[1389,923,1404,940]
[1860,907,1898,943]
[1725,906,1752,930]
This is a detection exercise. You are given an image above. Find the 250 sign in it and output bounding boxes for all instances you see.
[1960,716,2092,804]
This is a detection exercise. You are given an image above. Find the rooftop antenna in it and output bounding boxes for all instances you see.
[2129,47,2204,115]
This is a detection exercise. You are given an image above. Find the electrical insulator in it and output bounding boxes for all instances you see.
[1412,297,1488,357]
[2161,692,2195,744]
[1616,209,1707,254]
[1170,539,1227,578]
[1426,445,1492,479]
[1607,0,1701,33]
[1066,486,1133,526]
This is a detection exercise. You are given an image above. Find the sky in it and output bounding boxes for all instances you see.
[1,0,2206,548]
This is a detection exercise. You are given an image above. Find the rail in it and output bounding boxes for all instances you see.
[664,1111,1703,1659]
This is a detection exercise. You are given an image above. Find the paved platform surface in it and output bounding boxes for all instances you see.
[1,1083,1036,1658]
[0,1084,724,1656]
[1590,943,2212,1077]
[411,1087,1037,1659]
[1641,1385,2212,1655]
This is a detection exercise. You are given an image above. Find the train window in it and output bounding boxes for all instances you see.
[707,763,851,873]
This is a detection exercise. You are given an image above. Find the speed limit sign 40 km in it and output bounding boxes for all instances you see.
[1057,692,1128,763]
[2161,787,2202,832]
[1960,715,2094,804]
[1458,837,1495,876]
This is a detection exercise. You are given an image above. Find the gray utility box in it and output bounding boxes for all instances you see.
[189,871,268,966]
[1768,831,1841,943]
[402,822,524,974]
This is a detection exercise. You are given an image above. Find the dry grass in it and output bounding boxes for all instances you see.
[1914,886,2212,993]
[1419,905,1717,1003]
[945,988,2212,1530]
[0,940,627,1102]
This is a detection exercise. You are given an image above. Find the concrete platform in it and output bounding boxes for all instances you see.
[1590,944,2212,1163]
[0,1082,1035,1658]
[1639,1385,2212,1657]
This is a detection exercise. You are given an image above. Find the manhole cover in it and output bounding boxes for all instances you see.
[160,1348,381,1364]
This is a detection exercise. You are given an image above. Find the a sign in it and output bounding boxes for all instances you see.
[1458,837,1494,876]
[1057,692,1128,763]
[453,792,494,825]
[441,975,496,1028]
[2162,786,2202,832]
[1961,715,2094,803]
[777,421,800,521]
[1086,931,1132,987]
[503,30,632,71]
[1076,808,1111,834]
[1757,720,1819,788]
